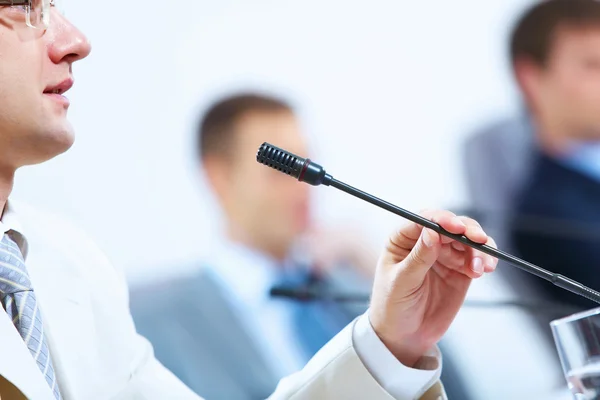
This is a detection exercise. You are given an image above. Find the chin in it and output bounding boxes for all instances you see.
[26,125,76,165]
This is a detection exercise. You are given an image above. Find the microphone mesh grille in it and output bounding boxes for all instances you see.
[256,143,302,177]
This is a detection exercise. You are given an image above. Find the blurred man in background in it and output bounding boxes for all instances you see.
[457,0,600,398]
[508,0,600,311]
[130,93,376,399]
[466,0,600,310]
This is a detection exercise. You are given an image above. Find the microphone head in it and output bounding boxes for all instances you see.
[256,142,331,186]
[256,142,306,179]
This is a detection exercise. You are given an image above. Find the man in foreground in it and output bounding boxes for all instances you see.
[0,1,498,399]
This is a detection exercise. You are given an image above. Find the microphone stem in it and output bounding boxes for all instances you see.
[328,178,600,305]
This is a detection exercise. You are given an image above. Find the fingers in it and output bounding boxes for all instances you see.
[482,236,498,273]
[394,211,488,247]
[430,211,468,236]
[390,209,465,252]
[388,210,498,278]
[437,242,467,269]
[398,227,442,278]
[453,215,497,276]
[455,216,487,244]
[431,214,498,279]
[437,242,484,279]
[461,234,499,278]
[451,241,465,251]
[468,256,485,278]
[455,215,497,273]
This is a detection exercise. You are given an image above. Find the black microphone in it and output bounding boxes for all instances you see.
[256,143,332,186]
[256,142,600,305]
[269,285,581,315]
[270,286,367,302]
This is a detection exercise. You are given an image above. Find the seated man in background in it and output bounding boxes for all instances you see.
[129,93,377,399]
[467,0,600,311]
[507,0,600,311]
[456,1,600,398]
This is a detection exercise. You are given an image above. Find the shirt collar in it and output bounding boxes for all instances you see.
[523,106,600,182]
[207,239,298,307]
[557,142,600,183]
[0,199,29,260]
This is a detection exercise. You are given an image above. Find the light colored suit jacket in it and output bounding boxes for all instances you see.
[0,202,445,400]
[130,270,284,400]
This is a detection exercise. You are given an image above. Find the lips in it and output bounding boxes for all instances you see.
[44,78,74,95]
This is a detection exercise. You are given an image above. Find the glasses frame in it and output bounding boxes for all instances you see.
[0,0,55,30]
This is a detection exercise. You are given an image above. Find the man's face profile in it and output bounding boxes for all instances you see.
[0,2,91,170]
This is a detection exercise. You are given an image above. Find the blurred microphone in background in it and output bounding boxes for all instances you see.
[129,92,377,400]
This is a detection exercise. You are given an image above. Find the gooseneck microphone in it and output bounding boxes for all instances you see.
[256,142,600,305]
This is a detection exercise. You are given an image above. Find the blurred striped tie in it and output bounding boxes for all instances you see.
[0,232,62,399]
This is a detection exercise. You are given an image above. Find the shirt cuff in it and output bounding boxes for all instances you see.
[352,311,442,400]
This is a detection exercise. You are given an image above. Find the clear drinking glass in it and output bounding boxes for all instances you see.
[552,307,600,399]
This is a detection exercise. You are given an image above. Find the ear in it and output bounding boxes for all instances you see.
[513,57,544,109]
[202,155,230,201]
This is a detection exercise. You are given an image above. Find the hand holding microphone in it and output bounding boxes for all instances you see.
[369,209,496,367]
[256,143,497,366]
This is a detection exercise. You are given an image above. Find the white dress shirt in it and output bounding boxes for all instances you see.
[205,239,441,399]
[0,200,28,256]
[206,241,311,375]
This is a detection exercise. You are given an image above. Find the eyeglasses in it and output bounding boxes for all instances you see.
[0,0,61,30]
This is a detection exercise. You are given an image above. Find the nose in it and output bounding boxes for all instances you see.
[46,10,92,65]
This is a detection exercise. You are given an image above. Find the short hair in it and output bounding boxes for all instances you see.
[510,0,600,67]
[197,93,293,160]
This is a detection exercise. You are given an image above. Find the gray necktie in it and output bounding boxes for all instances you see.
[0,232,62,399]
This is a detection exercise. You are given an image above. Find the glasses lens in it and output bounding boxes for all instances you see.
[25,0,48,29]
[25,0,64,29]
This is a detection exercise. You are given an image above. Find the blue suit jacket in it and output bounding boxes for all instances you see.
[510,150,600,311]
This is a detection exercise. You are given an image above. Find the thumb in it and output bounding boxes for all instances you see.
[399,228,441,278]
